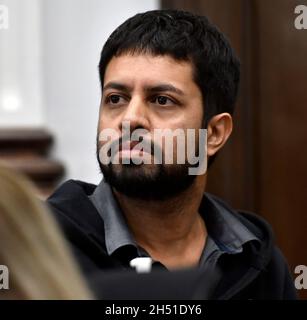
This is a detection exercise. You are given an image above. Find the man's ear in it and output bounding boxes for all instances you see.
[207,113,233,157]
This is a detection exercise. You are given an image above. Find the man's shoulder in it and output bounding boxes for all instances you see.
[46,179,104,240]
[48,179,97,201]
[205,193,298,299]
[204,192,274,244]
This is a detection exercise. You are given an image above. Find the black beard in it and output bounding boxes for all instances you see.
[98,162,196,201]
[97,153,197,202]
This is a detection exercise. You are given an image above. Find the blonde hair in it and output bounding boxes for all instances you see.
[0,165,93,299]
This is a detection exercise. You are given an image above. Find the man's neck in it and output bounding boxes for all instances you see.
[113,176,207,269]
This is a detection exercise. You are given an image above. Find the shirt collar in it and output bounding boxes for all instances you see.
[89,179,137,255]
[199,194,259,254]
[89,180,259,257]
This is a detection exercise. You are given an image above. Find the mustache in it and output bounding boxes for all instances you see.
[106,133,162,158]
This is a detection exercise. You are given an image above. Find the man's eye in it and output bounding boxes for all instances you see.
[106,94,125,105]
[152,96,174,106]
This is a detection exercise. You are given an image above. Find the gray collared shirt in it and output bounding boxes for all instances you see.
[89,179,259,269]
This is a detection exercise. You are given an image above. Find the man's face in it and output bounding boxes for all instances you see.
[97,53,204,200]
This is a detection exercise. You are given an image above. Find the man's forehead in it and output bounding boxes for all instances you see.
[103,53,197,93]
[105,53,193,75]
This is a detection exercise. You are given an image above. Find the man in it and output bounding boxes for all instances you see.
[47,10,297,299]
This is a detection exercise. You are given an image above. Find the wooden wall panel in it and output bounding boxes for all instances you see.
[256,0,307,286]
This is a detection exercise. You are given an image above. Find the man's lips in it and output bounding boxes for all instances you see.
[120,141,141,151]
[118,140,153,157]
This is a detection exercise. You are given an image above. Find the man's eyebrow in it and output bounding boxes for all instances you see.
[103,82,132,93]
[102,82,185,96]
[146,84,184,96]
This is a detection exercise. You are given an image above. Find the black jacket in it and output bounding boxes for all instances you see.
[47,180,298,300]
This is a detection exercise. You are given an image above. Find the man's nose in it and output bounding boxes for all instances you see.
[120,96,150,132]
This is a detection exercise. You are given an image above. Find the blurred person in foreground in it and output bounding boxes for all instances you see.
[47,10,297,299]
[0,165,93,299]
